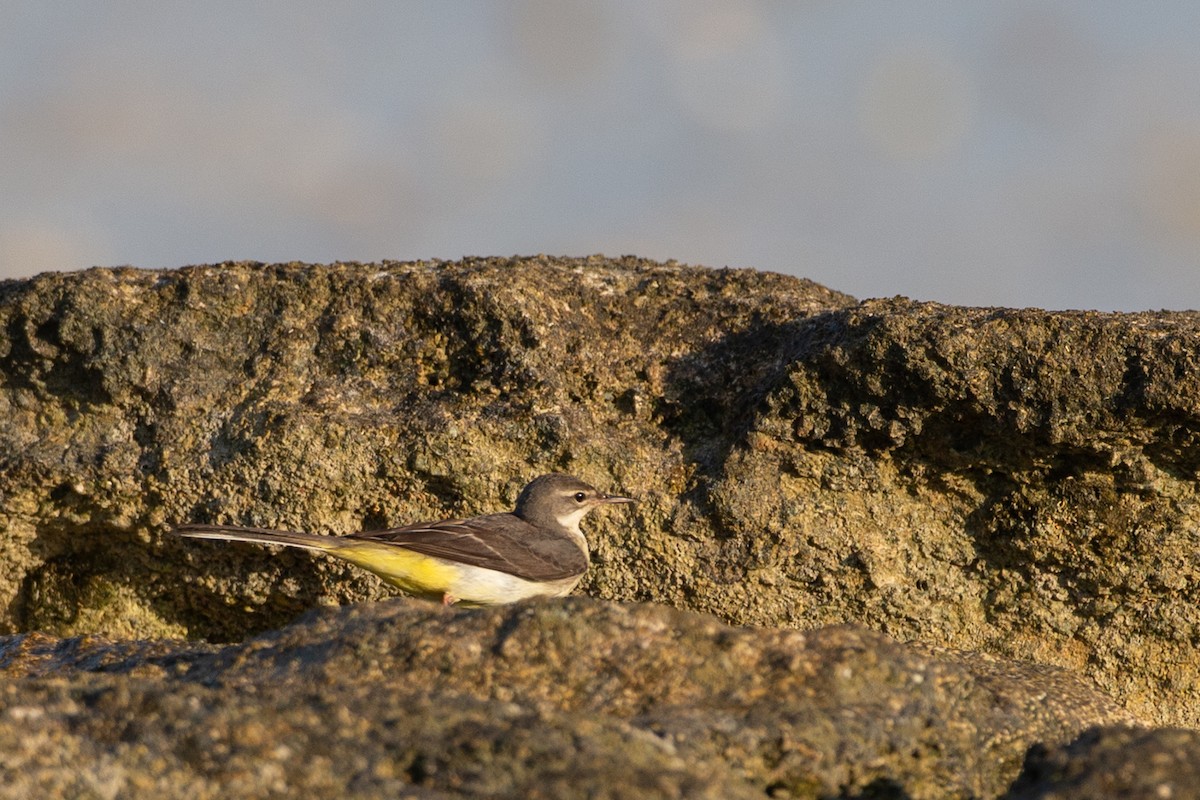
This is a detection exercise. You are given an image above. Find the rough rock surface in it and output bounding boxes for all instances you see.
[1,256,1199,794]
[1006,726,1200,799]
[0,598,1132,799]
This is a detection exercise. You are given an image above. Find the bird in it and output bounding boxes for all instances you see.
[173,473,635,606]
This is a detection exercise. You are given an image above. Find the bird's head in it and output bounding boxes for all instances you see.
[514,473,635,532]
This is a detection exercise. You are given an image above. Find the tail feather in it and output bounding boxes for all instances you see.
[173,524,343,552]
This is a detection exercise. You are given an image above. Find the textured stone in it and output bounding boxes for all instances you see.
[0,598,1132,799]
[1006,726,1200,799]
[3,256,1200,793]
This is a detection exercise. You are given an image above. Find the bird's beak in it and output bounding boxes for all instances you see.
[599,493,636,505]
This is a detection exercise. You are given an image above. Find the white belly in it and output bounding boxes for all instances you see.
[446,565,583,605]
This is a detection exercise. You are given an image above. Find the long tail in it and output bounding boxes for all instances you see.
[173,524,346,552]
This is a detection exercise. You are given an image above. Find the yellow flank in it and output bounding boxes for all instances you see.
[331,542,462,600]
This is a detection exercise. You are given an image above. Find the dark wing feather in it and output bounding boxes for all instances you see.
[345,513,588,582]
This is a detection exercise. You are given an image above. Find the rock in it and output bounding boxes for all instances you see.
[0,256,854,647]
[3,255,1200,792]
[1006,726,1200,800]
[0,598,1132,799]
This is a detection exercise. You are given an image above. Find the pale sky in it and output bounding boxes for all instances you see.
[3,2,1200,311]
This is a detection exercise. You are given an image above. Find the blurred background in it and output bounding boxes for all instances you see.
[2,2,1200,311]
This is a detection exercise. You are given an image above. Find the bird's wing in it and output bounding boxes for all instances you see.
[346,513,588,582]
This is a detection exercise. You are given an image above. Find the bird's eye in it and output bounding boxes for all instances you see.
[573,492,587,503]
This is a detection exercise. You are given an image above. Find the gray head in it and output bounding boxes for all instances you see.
[514,473,635,531]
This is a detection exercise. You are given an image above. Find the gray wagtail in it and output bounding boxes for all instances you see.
[173,473,635,605]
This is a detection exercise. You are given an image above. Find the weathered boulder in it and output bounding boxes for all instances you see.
[0,598,1132,799]
[2,255,1199,795]
[1006,726,1200,799]
[0,256,854,645]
